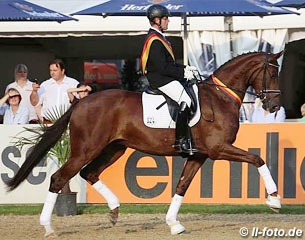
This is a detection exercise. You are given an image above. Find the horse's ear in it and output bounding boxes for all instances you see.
[270,50,284,61]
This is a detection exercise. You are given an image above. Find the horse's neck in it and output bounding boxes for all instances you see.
[212,70,248,102]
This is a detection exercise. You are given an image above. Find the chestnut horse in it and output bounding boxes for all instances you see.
[6,51,283,237]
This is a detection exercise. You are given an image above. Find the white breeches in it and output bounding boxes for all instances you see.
[158,80,191,108]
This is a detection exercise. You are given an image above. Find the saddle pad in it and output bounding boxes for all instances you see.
[142,85,201,128]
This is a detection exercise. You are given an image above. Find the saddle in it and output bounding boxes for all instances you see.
[142,82,201,128]
[144,82,198,121]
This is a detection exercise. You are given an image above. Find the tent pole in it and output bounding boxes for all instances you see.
[224,16,233,59]
[182,13,188,65]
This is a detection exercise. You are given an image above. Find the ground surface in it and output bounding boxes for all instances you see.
[1,213,304,240]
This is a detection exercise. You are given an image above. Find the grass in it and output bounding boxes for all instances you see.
[0,204,304,215]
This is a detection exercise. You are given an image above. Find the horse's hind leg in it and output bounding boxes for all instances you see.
[216,143,281,212]
[40,154,93,237]
[80,141,127,226]
[166,156,207,235]
[40,191,58,237]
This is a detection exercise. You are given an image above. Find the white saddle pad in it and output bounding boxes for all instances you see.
[142,85,201,128]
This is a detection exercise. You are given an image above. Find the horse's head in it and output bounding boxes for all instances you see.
[251,51,283,113]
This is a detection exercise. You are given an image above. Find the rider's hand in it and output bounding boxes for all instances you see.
[185,65,197,72]
[184,68,194,80]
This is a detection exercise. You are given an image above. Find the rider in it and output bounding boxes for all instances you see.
[140,4,198,155]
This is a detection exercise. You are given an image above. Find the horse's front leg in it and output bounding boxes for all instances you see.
[166,157,207,235]
[216,143,281,212]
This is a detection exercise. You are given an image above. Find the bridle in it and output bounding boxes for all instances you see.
[195,53,281,104]
[255,55,281,105]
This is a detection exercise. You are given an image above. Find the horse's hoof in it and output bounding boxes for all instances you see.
[270,207,280,213]
[109,207,119,226]
[169,221,185,235]
[44,231,57,238]
[266,194,281,212]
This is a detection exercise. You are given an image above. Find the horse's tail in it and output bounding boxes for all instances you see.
[6,102,79,191]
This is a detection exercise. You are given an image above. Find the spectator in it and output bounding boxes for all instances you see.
[251,98,286,123]
[30,59,79,123]
[300,103,305,122]
[5,64,39,123]
[67,82,93,103]
[0,88,29,124]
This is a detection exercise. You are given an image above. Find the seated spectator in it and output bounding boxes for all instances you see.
[251,98,286,123]
[5,64,39,123]
[67,82,93,103]
[300,103,305,122]
[0,88,29,124]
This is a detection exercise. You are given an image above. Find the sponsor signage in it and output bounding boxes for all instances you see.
[84,62,120,84]
[87,123,305,204]
[1,124,304,204]
[0,125,85,204]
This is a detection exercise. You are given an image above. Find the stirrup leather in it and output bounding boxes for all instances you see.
[173,138,198,155]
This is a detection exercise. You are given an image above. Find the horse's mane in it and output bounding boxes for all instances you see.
[217,51,266,70]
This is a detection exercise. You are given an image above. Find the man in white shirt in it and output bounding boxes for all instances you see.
[30,59,79,123]
[251,98,286,123]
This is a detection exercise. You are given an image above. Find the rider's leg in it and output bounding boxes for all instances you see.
[158,80,191,107]
[174,102,198,154]
[158,81,198,155]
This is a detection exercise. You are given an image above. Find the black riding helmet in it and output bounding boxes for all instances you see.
[146,4,170,22]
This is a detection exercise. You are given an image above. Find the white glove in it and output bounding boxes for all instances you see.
[184,69,194,80]
[185,65,197,72]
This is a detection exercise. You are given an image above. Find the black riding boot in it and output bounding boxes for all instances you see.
[173,102,198,155]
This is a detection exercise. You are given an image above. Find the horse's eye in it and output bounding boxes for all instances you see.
[269,72,278,79]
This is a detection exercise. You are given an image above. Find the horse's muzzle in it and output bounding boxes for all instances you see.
[263,103,279,113]
[269,105,279,113]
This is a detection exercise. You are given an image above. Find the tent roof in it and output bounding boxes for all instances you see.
[0,0,303,38]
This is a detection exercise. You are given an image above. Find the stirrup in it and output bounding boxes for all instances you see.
[173,139,198,155]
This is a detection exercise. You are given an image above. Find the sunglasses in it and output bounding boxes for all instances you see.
[9,95,20,99]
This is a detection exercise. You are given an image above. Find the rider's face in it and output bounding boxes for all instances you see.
[160,16,169,31]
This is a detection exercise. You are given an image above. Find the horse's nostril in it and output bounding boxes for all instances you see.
[271,105,280,113]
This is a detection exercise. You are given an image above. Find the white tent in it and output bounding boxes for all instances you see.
[0,0,304,118]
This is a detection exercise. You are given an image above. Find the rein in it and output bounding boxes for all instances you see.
[194,56,281,101]
[196,75,257,97]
